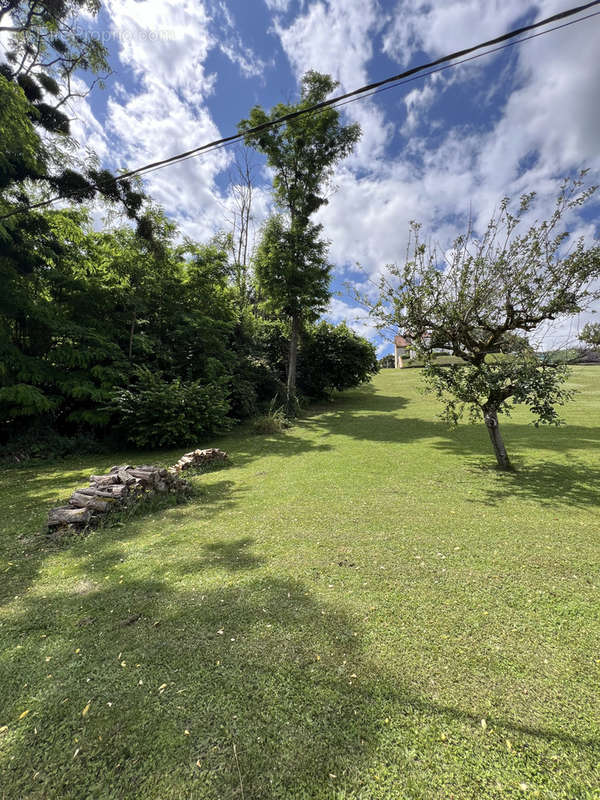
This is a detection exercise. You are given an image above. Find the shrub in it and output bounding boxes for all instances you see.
[253,404,292,434]
[109,367,230,448]
[228,356,284,420]
[298,322,379,399]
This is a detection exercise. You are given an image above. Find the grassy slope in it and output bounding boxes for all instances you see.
[0,368,599,800]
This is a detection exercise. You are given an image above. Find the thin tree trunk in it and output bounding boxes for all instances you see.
[286,313,301,416]
[483,407,511,470]
[128,310,136,360]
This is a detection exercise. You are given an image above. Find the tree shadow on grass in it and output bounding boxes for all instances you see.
[307,385,410,416]
[469,458,600,509]
[178,536,266,574]
[0,479,247,609]
[303,408,600,508]
[1,575,597,799]
[0,577,375,799]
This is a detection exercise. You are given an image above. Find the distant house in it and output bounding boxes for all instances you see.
[394,333,451,367]
[394,335,412,368]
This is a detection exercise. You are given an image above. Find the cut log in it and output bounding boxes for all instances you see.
[73,487,116,499]
[69,492,111,512]
[89,474,118,486]
[48,507,92,527]
[116,469,136,486]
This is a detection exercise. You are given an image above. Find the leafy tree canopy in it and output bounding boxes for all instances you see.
[361,175,600,469]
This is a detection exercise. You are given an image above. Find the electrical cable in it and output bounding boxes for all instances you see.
[1,0,599,220]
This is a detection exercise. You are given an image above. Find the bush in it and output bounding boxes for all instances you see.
[298,322,379,399]
[253,405,292,434]
[228,356,284,420]
[109,368,230,449]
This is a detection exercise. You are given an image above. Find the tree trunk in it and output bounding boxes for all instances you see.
[483,408,511,470]
[128,309,137,360]
[286,313,301,416]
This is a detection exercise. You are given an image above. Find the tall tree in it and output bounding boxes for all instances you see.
[580,321,600,349]
[224,146,256,306]
[253,213,331,409]
[239,71,360,412]
[361,176,600,470]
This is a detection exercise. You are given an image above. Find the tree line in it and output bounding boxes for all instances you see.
[0,1,377,458]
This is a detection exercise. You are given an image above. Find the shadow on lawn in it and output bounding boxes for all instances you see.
[0,478,247,609]
[304,399,600,508]
[471,458,600,509]
[1,571,597,799]
[178,536,266,574]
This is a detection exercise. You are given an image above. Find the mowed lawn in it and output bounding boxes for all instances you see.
[1,368,599,800]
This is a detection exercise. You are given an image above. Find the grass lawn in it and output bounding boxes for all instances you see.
[1,367,599,799]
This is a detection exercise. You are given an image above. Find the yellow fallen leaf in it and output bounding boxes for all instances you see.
[120,661,126,667]
[481,719,487,730]
[18,710,29,720]
[82,702,91,717]
[75,648,80,654]
[196,760,202,768]
[0,725,8,734]
[158,683,167,692]
[184,729,190,735]
[506,739,512,751]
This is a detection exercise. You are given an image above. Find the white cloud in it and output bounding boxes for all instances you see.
[213,0,269,78]
[98,0,267,242]
[274,0,392,164]
[382,0,531,67]
[264,0,293,11]
[271,0,600,348]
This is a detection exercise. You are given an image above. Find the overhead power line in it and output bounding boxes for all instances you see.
[2,0,599,220]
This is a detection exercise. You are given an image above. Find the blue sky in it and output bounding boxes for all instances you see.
[57,0,600,353]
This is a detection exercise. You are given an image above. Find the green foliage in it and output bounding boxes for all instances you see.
[253,214,331,320]
[298,321,379,399]
[422,356,573,428]
[252,403,292,434]
[378,354,396,369]
[109,368,231,449]
[0,2,147,256]
[239,71,361,224]
[580,321,600,349]
[0,75,45,190]
[0,425,105,465]
[240,71,361,411]
[363,175,600,468]
[0,209,243,444]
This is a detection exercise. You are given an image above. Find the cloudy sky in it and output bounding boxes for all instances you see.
[64,0,600,353]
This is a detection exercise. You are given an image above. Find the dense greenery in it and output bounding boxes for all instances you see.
[298,321,378,398]
[1,8,374,456]
[0,205,377,456]
[0,13,372,453]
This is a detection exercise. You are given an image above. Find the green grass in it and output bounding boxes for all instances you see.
[1,367,599,799]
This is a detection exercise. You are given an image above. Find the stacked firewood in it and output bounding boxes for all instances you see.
[46,453,224,532]
[170,447,228,473]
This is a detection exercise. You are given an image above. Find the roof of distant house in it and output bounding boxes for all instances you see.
[394,335,410,347]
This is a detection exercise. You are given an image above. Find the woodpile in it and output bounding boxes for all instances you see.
[46,449,227,533]
[170,447,228,473]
